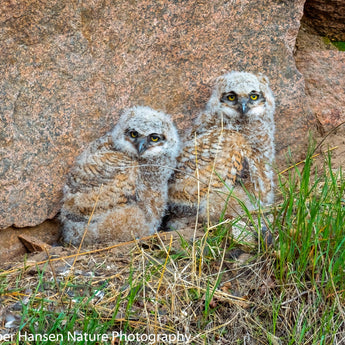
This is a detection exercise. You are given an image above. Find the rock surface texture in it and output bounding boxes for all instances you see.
[295,50,345,132]
[0,220,60,262]
[304,0,345,41]
[0,0,315,229]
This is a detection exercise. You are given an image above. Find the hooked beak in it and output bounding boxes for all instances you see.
[239,100,249,116]
[136,137,148,154]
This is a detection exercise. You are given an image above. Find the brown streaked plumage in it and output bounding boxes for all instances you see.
[168,71,275,227]
[60,106,180,246]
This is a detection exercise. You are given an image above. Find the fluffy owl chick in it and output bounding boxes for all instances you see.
[60,106,180,246]
[168,71,275,226]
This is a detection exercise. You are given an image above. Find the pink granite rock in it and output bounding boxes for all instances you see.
[295,50,345,132]
[304,0,345,41]
[0,0,315,229]
[0,220,60,262]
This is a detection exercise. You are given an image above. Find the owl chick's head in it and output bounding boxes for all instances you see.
[204,71,275,128]
[111,106,180,162]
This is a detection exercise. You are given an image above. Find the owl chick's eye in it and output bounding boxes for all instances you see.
[228,94,236,101]
[150,134,160,142]
[129,130,138,138]
[250,94,259,101]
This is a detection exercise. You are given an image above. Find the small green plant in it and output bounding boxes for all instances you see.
[321,36,345,51]
[332,41,345,51]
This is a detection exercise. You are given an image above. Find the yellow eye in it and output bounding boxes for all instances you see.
[130,131,138,138]
[228,94,236,101]
[250,94,258,101]
[150,135,159,142]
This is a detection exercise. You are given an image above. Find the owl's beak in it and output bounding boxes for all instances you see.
[136,138,148,154]
[239,100,249,115]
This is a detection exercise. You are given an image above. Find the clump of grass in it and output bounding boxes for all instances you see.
[0,143,344,344]
[271,145,345,344]
[275,148,345,294]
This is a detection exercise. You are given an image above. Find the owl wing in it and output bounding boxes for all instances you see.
[66,135,135,190]
[63,134,138,217]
